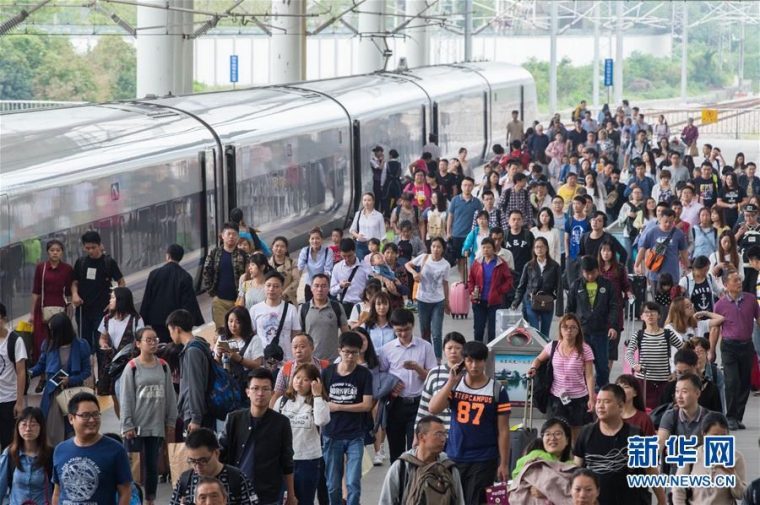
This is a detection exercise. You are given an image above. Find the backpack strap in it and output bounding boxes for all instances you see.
[396,459,407,505]
[177,470,194,502]
[330,300,343,329]
[300,302,310,330]
[278,395,288,412]
[6,331,18,365]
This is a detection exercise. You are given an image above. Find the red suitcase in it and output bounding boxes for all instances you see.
[450,262,471,319]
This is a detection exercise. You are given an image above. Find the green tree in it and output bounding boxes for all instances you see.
[86,37,136,101]
[32,37,97,101]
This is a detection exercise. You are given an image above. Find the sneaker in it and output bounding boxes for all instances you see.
[727,419,740,431]
[737,421,746,430]
[373,450,385,466]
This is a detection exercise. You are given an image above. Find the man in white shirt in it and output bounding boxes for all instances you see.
[679,185,703,227]
[249,271,301,361]
[330,238,370,317]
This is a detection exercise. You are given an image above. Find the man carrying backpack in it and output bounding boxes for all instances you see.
[167,309,213,432]
[378,415,465,505]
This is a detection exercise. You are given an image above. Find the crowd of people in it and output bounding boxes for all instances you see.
[0,99,759,505]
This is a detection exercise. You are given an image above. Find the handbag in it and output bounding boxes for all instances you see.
[55,386,95,415]
[41,262,66,323]
[530,291,554,312]
[534,341,558,414]
[644,228,676,273]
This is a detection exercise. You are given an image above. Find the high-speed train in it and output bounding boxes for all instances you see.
[0,62,537,318]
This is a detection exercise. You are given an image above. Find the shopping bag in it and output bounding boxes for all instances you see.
[167,442,190,487]
[485,482,509,504]
[128,450,142,486]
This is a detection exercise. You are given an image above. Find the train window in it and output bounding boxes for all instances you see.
[0,193,203,320]
[234,128,351,245]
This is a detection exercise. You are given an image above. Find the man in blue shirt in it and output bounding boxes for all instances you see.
[53,391,132,505]
[564,196,591,288]
[447,177,483,282]
[624,159,655,199]
[635,208,689,290]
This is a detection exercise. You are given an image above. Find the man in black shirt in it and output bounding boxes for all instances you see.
[71,231,124,351]
[579,211,628,265]
[605,168,627,217]
[220,368,295,505]
[692,162,720,208]
[574,384,665,505]
[566,120,587,154]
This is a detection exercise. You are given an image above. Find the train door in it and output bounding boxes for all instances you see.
[198,148,218,290]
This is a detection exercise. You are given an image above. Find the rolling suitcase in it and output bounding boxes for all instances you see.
[450,261,471,319]
[508,376,537,474]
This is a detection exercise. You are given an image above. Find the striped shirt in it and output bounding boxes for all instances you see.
[546,342,595,399]
[415,364,452,430]
[625,329,683,382]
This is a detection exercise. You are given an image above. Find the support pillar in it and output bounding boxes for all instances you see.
[404,0,428,68]
[136,0,192,97]
[357,0,385,74]
[269,0,305,84]
[680,2,687,102]
[137,0,170,97]
[592,1,600,108]
[464,0,472,62]
[614,0,624,105]
[549,0,557,114]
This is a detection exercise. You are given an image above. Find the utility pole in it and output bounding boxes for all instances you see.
[549,0,558,114]
[680,2,687,102]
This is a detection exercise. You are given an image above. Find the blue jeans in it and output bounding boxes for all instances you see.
[355,241,369,261]
[294,458,322,504]
[417,300,444,359]
[323,436,364,505]
[522,296,553,338]
[622,236,634,272]
[587,333,609,389]
[472,302,499,343]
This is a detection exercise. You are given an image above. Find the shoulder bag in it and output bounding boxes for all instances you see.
[41,262,66,323]
[534,341,558,414]
[263,304,291,360]
[644,228,676,273]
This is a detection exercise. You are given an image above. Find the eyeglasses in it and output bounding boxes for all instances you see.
[247,386,272,394]
[543,431,565,439]
[561,325,579,332]
[73,412,101,420]
[141,338,159,343]
[186,456,212,466]
[340,349,360,356]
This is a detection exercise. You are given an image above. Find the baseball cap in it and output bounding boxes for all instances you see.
[745,204,758,213]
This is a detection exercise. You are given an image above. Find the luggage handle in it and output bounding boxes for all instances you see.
[524,375,534,430]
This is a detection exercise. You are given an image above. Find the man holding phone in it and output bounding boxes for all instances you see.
[378,308,437,463]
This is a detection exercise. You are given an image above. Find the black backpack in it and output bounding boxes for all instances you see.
[300,300,343,330]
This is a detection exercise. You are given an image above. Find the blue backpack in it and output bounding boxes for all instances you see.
[186,340,244,420]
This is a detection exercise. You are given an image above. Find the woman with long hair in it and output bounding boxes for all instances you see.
[361,292,394,351]
[665,296,724,343]
[0,407,53,504]
[654,114,670,142]
[476,170,502,200]
[598,240,632,372]
[512,237,559,337]
[672,412,747,505]
[643,197,657,224]
[407,237,451,357]
[584,171,607,212]
[98,286,144,417]
[29,313,91,445]
[29,239,74,378]
[710,231,743,289]
[236,252,271,309]
[120,327,177,505]
[530,207,561,263]
[711,207,730,236]
[214,306,263,393]
[528,313,595,441]
[422,191,448,247]
[733,152,746,173]
[615,374,656,435]
[273,363,330,504]
[269,236,301,303]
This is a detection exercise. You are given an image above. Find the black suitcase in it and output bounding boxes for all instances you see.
[508,376,538,474]
[628,274,647,318]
